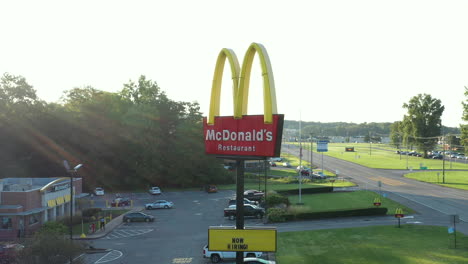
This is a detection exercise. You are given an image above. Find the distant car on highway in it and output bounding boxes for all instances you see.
[123,212,155,223]
[94,187,105,196]
[145,200,174,209]
[270,157,282,162]
[149,186,161,195]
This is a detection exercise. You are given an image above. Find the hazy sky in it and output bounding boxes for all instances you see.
[1,0,467,127]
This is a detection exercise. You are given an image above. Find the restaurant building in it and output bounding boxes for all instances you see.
[0,177,84,241]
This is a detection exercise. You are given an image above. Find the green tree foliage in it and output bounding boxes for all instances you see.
[0,74,230,191]
[16,222,86,264]
[402,94,444,157]
[461,86,468,152]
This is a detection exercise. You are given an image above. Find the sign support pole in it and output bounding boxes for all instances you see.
[235,159,245,264]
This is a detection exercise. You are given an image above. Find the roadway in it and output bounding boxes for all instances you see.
[283,143,468,231]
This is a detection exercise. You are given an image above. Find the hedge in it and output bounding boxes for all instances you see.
[283,207,388,221]
[276,187,333,195]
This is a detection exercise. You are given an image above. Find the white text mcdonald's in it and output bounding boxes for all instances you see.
[204,43,284,158]
[203,114,284,157]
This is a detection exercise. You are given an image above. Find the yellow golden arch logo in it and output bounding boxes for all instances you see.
[207,43,278,125]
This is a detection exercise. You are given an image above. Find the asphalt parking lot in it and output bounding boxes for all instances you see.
[82,189,267,264]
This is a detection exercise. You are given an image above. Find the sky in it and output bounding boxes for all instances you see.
[1,0,467,128]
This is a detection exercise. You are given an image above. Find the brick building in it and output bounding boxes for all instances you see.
[0,177,84,241]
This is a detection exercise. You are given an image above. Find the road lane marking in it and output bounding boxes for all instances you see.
[95,250,123,263]
[104,229,153,239]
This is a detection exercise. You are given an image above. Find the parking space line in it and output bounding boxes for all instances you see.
[172,257,193,263]
[104,229,154,239]
[95,250,123,264]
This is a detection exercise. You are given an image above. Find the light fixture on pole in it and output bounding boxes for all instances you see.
[63,161,83,244]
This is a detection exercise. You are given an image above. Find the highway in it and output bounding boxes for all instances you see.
[283,143,468,231]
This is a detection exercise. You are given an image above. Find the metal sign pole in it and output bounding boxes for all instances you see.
[236,159,245,264]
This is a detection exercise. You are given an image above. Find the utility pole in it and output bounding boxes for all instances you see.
[310,133,313,168]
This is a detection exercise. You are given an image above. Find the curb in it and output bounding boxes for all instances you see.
[73,207,143,240]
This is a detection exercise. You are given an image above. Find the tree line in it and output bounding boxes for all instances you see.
[0,73,232,192]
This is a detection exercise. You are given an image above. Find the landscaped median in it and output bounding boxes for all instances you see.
[265,189,414,222]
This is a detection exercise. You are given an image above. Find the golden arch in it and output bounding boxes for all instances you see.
[39,177,69,193]
[207,43,278,125]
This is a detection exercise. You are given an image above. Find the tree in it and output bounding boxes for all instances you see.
[461,86,468,152]
[16,222,86,264]
[402,94,444,157]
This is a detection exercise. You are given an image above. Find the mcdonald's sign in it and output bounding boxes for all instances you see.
[203,43,284,158]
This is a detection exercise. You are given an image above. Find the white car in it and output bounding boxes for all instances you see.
[145,200,173,209]
[94,187,105,196]
[149,186,162,195]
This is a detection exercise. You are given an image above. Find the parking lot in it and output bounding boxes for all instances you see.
[82,189,267,264]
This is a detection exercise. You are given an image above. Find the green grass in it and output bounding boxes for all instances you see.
[287,142,468,170]
[277,225,468,264]
[287,190,414,215]
[405,171,468,190]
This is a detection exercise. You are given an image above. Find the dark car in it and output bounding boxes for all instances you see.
[111,197,131,207]
[204,185,218,193]
[269,161,277,167]
[123,212,155,223]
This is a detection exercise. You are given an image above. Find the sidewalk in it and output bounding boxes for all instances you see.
[73,207,143,240]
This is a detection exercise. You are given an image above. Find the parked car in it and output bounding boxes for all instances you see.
[270,157,282,162]
[282,162,291,168]
[228,198,258,206]
[243,190,264,201]
[111,197,131,207]
[311,171,326,179]
[203,245,262,263]
[123,212,155,223]
[205,185,218,193]
[145,200,174,209]
[94,187,105,196]
[244,257,276,264]
[149,186,161,195]
[269,161,277,167]
[224,204,265,220]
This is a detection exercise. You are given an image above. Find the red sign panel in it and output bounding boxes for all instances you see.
[203,115,284,157]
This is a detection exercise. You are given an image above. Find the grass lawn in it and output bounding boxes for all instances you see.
[287,190,414,215]
[277,225,468,264]
[405,171,468,190]
[286,142,468,170]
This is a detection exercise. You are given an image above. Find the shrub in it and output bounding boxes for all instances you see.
[267,208,287,222]
[82,208,102,217]
[266,193,290,207]
[286,207,388,221]
[277,187,333,195]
